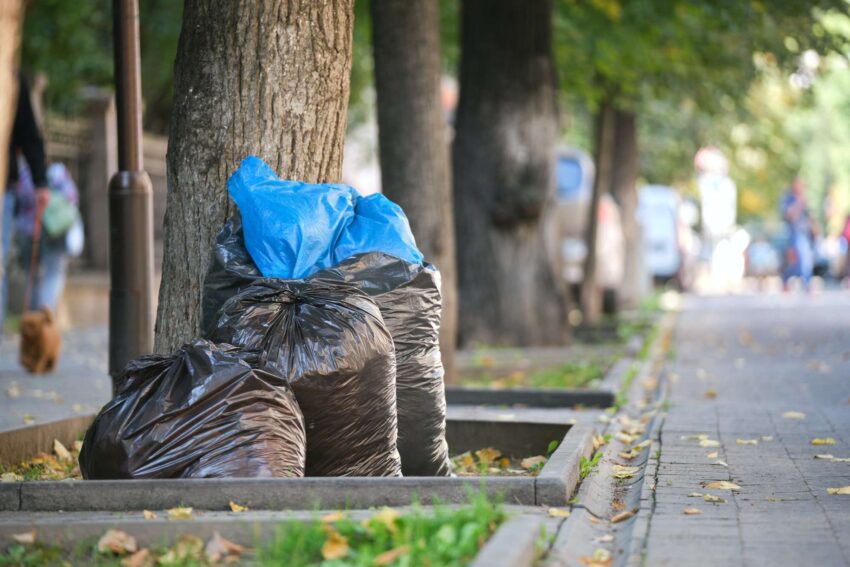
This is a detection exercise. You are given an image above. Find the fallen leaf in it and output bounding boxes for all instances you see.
[814,454,835,460]
[612,465,640,479]
[702,481,740,491]
[827,486,850,495]
[579,548,613,567]
[6,385,20,398]
[611,510,635,523]
[521,456,548,470]
[593,534,614,543]
[1,472,22,482]
[703,389,717,399]
[374,545,411,566]
[703,494,726,503]
[205,532,245,563]
[142,510,157,520]
[121,549,152,567]
[72,403,86,413]
[371,507,400,533]
[159,535,204,564]
[713,460,729,468]
[597,414,612,424]
[699,439,720,448]
[321,511,346,523]
[681,434,709,441]
[683,507,703,515]
[687,492,704,498]
[830,457,850,463]
[782,411,806,420]
[53,439,72,461]
[592,434,609,450]
[22,414,35,425]
[229,501,248,513]
[12,531,35,544]
[547,507,571,518]
[706,451,719,459]
[166,506,193,520]
[765,497,798,502]
[760,436,773,442]
[615,432,637,445]
[619,449,640,461]
[322,530,349,560]
[811,438,836,446]
[97,529,138,555]
[475,447,502,464]
[736,439,758,445]
[634,439,652,450]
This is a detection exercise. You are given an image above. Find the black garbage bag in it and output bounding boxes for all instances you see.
[79,339,306,479]
[202,217,451,476]
[209,278,401,477]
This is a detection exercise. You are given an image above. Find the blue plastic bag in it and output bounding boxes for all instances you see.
[227,156,423,279]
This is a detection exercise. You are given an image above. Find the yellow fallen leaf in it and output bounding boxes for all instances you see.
[703,494,726,503]
[97,529,138,555]
[521,456,548,470]
[593,534,614,543]
[1,472,22,482]
[681,434,709,441]
[736,439,758,445]
[6,385,20,398]
[498,457,511,468]
[683,507,703,515]
[782,411,806,420]
[760,436,773,442]
[702,481,740,491]
[12,530,35,544]
[53,439,72,461]
[73,440,83,453]
[547,507,571,518]
[321,511,346,523]
[475,447,501,464]
[229,501,248,513]
[22,414,36,425]
[830,457,850,463]
[713,460,729,468]
[371,507,400,533]
[593,434,609,450]
[580,548,613,566]
[706,451,719,459]
[615,432,637,445]
[205,532,245,563]
[704,389,717,399]
[159,535,204,564]
[166,506,193,520]
[120,548,152,567]
[619,449,639,461]
[827,486,850,495]
[142,510,157,520]
[321,530,349,560]
[814,454,835,460]
[634,439,652,450]
[811,438,836,446]
[612,465,640,479]
[374,545,411,566]
[687,492,703,498]
[611,510,635,523]
[699,439,720,448]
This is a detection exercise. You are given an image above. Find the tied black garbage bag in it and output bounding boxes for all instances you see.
[209,278,402,477]
[202,216,451,476]
[80,340,306,479]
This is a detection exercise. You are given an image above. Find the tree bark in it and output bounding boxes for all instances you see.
[452,0,567,347]
[370,0,457,380]
[581,99,615,324]
[610,108,643,309]
[156,0,355,353]
[0,0,23,251]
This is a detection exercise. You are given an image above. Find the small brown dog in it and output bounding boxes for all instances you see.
[20,308,61,373]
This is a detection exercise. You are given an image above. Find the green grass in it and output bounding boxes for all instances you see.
[459,359,609,390]
[579,452,603,481]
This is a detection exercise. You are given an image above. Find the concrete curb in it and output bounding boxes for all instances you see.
[536,424,596,506]
[445,386,615,408]
[470,514,546,567]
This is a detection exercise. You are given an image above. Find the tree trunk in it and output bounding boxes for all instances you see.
[581,100,615,324]
[155,0,355,353]
[370,0,457,380]
[610,108,643,309]
[452,0,566,347]
[0,0,23,257]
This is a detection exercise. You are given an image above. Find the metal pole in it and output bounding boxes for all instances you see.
[108,0,154,390]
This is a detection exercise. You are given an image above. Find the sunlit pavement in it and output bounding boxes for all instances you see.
[639,291,850,566]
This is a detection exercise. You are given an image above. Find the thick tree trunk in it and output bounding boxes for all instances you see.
[0,0,23,253]
[581,100,615,324]
[452,0,567,347]
[370,0,457,380]
[610,108,643,309]
[155,0,354,353]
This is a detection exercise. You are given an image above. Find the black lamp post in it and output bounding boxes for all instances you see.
[108,0,154,391]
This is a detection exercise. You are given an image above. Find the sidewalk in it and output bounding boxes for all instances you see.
[0,326,110,434]
[640,293,850,566]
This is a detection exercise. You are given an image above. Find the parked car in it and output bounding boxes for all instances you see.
[549,148,624,310]
[637,185,693,288]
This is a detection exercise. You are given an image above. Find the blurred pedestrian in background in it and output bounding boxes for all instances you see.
[780,178,814,291]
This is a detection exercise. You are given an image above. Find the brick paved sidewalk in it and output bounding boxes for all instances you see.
[639,293,850,566]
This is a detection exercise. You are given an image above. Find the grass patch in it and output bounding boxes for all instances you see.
[0,441,82,481]
[579,452,603,481]
[459,359,609,390]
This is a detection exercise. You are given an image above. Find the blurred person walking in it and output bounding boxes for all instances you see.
[780,178,814,291]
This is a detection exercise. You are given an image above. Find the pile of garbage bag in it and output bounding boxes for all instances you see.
[82,156,450,479]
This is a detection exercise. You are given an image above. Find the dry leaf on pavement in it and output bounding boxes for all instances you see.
[702,481,740,491]
[142,510,157,520]
[121,549,152,567]
[159,534,204,564]
[374,545,411,565]
[736,439,758,445]
[827,486,850,495]
[475,447,502,464]
[205,532,245,563]
[687,492,703,498]
[547,507,571,518]
[97,529,138,555]
[760,436,773,442]
[12,530,36,544]
[713,460,729,468]
[579,548,613,567]
[611,510,635,523]
[53,440,72,461]
[521,456,548,470]
[229,501,248,513]
[811,438,836,446]
[782,411,806,420]
[703,494,726,503]
[699,439,720,448]
[593,534,614,543]
[703,389,717,399]
[682,507,703,515]
[166,506,193,520]
[612,465,640,479]
[321,530,349,560]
